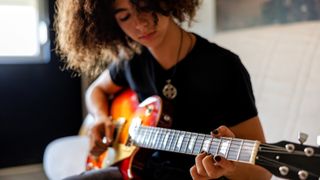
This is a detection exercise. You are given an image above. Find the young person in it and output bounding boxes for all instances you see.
[55,0,272,179]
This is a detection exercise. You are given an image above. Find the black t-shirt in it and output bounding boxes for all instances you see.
[109,34,257,179]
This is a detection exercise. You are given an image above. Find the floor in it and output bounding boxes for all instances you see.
[0,164,48,180]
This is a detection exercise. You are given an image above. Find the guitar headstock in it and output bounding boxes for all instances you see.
[256,140,320,180]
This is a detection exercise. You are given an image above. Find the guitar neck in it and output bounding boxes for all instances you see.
[131,126,260,164]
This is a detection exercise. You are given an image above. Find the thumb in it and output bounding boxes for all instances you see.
[104,116,114,144]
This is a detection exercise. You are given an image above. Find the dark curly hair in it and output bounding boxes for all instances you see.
[54,0,201,77]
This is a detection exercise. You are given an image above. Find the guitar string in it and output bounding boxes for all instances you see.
[259,144,320,157]
[134,126,257,157]
[257,155,320,178]
[136,125,257,148]
[133,126,320,160]
[135,126,256,150]
[135,126,257,150]
[136,126,319,153]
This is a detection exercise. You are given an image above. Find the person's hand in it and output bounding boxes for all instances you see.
[89,115,114,157]
[190,126,236,180]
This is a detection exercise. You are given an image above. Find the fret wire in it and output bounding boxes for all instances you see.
[184,132,192,154]
[142,127,150,147]
[145,126,154,148]
[172,129,179,151]
[236,139,244,161]
[168,129,175,151]
[156,127,163,150]
[192,133,203,155]
[136,126,143,145]
[143,127,149,146]
[165,129,172,150]
[238,140,252,162]
[207,135,214,154]
[199,134,209,153]
[156,128,167,149]
[225,137,232,159]
[159,128,165,150]
[142,127,148,147]
[173,130,181,152]
[190,133,196,153]
[178,131,186,153]
[154,128,160,149]
[192,134,200,155]
[162,129,169,150]
[159,128,167,150]
[215,138,222,156]
[189,133,198,154]
[139,126,146,146]
[164,129,170,151]
[198,134,206,154]
[167,129,175,151]
[151,127,158,148]
[154,128,161,149]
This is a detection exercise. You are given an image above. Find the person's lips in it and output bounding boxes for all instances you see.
[139,31,156,40]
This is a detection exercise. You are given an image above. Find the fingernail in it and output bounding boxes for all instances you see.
[211,129,219,135]
[214,155,221,162]
[107,137,113,143]
[200,150,207,155]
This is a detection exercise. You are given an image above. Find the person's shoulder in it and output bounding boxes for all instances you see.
[194,34,240,63]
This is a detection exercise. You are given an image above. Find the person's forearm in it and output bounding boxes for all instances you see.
[85,85,110,120]
[225,163,272,180]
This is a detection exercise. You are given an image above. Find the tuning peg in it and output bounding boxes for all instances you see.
[317,135,320,146]
[298,132,308,144]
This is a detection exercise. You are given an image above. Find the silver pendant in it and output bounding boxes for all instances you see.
[162,79,177,99]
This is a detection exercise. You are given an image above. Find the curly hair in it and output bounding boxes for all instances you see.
[54,0,201,77]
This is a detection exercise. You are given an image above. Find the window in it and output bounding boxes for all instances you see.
[0,0,50,64]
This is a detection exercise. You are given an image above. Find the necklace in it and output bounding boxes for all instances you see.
[162,28,183,100]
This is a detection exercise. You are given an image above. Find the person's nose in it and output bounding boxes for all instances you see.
[133,12,149,32]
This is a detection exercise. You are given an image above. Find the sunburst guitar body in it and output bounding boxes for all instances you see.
[86,89,163,179]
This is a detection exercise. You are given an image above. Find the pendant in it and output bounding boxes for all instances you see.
[162,79,177,100]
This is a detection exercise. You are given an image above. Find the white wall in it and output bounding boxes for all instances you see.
[183,0,216,40]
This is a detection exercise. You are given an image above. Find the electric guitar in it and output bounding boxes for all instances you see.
[86,89,320,180]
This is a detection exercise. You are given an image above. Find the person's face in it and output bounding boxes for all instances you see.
[113,0,171,48]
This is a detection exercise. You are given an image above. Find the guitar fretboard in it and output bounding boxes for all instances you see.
[131,126,260,164]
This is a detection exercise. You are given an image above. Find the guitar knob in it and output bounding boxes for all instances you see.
[279,166,289,176]
[298,170,308,180]
[298,132,308,144]
[285,144,295,153]
[163,114,172,122]
[304,147,314,157]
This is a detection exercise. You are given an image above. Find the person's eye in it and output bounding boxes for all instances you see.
[119,14,130,22]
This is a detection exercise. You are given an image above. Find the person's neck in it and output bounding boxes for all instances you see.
[148,21,194,70]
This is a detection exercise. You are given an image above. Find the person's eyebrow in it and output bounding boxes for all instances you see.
[114,8,128,15]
